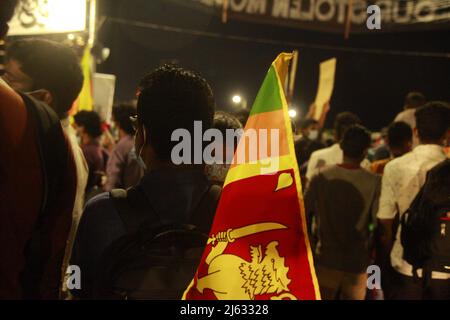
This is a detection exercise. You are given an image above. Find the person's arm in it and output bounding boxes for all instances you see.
[0,82,44,298]
[102,128,116,154]
[305,102,330,128]
[375,166,397,269]
[305,152,319,184]
[368,176,381,253]
[317,102,330,129]
[104,144,126,191]
[69,201,97,300]
[305,103,316,120]
[0,80,28,146]
[304,175,319,248]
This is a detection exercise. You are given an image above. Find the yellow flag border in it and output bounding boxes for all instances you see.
[272,53,322,300]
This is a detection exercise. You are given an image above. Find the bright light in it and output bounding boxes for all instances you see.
[232,95,242,104]
[9,0,87,36]
[67,33,75,41]
[289,109,297,118]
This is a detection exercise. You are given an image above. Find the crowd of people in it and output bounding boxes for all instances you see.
[0,0,449,300]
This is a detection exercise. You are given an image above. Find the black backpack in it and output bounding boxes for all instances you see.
[93,184,221,300]
[401,159,450,282]
[18,93,71,299]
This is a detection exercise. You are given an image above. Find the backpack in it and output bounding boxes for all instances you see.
[400,159,450,282]
[93,184,221,300]
[18,93,71,299]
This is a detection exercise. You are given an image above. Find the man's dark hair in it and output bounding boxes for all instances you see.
[341,124,371,159]
[214,111,242,155]
[405,92,426,109]
[300,118,318,130]
[137,65,215,161]
[0,0,18,38]
[6,39,83,119]
[387,121,413,149]
[415,101,450,142]
[234,109,250,126]
[113,102,137,136]
[213,111,242,134]
[334,112,362,142]
[74,111,103,139]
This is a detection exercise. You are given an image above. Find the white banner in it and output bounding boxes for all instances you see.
[9,0,87,36]
[93,73,116,122]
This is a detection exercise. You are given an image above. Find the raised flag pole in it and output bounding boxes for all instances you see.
[344,0,354,39]
[222,0,229,24]
[286,50,299,106]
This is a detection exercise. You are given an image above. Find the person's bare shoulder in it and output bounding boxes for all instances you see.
[0,79,27,122]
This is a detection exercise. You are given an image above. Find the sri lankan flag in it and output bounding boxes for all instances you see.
[183,53,320,300]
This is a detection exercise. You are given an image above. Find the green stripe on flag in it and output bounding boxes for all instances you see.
[249,66,283,116]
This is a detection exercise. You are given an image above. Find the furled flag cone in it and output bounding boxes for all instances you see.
[183,53,321,300]
[70,46,94,116]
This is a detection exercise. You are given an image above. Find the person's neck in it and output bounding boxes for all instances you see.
[341,156,362,168]
[82,135,95,145]
[390,147,408,158]
[419,139,444,147]
[118,129,128,140]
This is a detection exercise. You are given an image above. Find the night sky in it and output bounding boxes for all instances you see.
[97,0,450,131]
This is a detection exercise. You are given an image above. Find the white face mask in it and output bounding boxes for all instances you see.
[308,130,319,141]
[135,128,147,171]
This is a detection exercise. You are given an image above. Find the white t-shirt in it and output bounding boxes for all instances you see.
[306,143,371,181]
[377,144,449,279]
[60,119,89,294]
[394,109,416,129]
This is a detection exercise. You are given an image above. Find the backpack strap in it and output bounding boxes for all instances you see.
[190,184,222,234]
[110,183,222,235]
[110,186,160,235]
[19,92,67,219]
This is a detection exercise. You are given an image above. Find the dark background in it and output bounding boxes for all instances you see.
[96,0,450,131]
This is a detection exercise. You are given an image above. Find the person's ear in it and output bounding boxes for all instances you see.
[363,148,369,159]
[28,89,53,105]
[413,127,419,139]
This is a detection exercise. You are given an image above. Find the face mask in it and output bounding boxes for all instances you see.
[308,130,319,141]
[206,163,230,183]
[135,128,148,171]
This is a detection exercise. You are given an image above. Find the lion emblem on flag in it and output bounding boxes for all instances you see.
[196,224,296,300]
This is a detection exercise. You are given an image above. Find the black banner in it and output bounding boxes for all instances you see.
[171,0,450,33]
